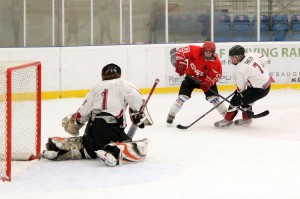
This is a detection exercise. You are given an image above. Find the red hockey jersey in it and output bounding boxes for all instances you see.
[175,45,222,85]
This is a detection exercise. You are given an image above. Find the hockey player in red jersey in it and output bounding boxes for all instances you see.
[167,41,227,126]
[214,45,271,128]
[43,63,152,167]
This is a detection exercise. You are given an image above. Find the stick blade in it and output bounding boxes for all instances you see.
[250,110,269,119]
[176,124,189,130]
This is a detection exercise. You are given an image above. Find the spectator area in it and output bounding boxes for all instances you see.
[155,13,300,42]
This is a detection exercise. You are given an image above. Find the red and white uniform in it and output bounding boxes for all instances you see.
[75,78,143,127]
[234,52,270,92]
[175,45,222,86]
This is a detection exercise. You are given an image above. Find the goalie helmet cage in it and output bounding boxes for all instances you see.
[0,61,41,182]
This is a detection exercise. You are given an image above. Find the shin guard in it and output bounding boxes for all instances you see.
[168,95,189,116]
[207,95,227,117]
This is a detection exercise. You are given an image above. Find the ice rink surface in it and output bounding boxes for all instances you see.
[1,89,300,199]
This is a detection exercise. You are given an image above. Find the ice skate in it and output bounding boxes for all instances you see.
[166,114,175,127]
[234,111,253,125]
[96,150,120,167]
[234,118,252,125]
[214,119,233,128]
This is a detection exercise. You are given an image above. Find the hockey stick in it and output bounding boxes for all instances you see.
[209,88,269,119]
[185,74,269,119]
[177,92,235,130]
[127,78,160,138]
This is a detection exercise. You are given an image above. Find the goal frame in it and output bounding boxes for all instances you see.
[1,61,41,182]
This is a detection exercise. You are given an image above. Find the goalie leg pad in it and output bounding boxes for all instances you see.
[96,138,149,166]
[56,148,83,160]
[42,150,59,160]
[49,136,84,151]
[116,138,149,162]
[42,148,83,160]
[44,136,85,160]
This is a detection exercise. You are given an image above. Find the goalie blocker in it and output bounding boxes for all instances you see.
[129,105,153,128]
[43,136,149,167]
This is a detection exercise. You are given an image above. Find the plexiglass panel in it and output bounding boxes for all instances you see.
[0,0,24,47]
[1,0,300,47]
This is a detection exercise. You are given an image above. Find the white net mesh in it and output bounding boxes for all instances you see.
[0,61,41,181]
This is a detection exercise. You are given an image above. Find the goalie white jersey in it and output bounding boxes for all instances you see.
[234,52,270,92]
[76,78,144,127]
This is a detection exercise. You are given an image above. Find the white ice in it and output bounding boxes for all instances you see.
[1,90,300,199]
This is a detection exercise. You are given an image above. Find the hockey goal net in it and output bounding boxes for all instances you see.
[0,61,41,181]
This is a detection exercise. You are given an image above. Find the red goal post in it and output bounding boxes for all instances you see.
[0,61,41,182]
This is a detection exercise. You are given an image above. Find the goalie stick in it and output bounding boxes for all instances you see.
[127,78,160,138]
[186,74,269,119]
[177,92,235,130]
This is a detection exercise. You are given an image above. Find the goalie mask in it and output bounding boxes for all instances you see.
[102,63,121,80]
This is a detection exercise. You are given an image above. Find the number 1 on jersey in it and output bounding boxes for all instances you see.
[101,89,108,110]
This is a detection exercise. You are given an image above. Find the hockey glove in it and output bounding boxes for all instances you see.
[129,110,145,128]
[175,60,187,76]
[200,77,214,92]
[129,106,153,129]
[62,113,84,136]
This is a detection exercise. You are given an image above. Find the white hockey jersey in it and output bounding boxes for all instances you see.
[234,52,270,92]
[76,78,144,127]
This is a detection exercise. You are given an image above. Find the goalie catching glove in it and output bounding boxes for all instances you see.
[62,113,84,136]
[129,106,153,128]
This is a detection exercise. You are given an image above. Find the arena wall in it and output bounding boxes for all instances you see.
[0,42,299,99]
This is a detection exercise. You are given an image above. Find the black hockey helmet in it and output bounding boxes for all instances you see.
[102,63,121,80]
[229,45,245,56]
